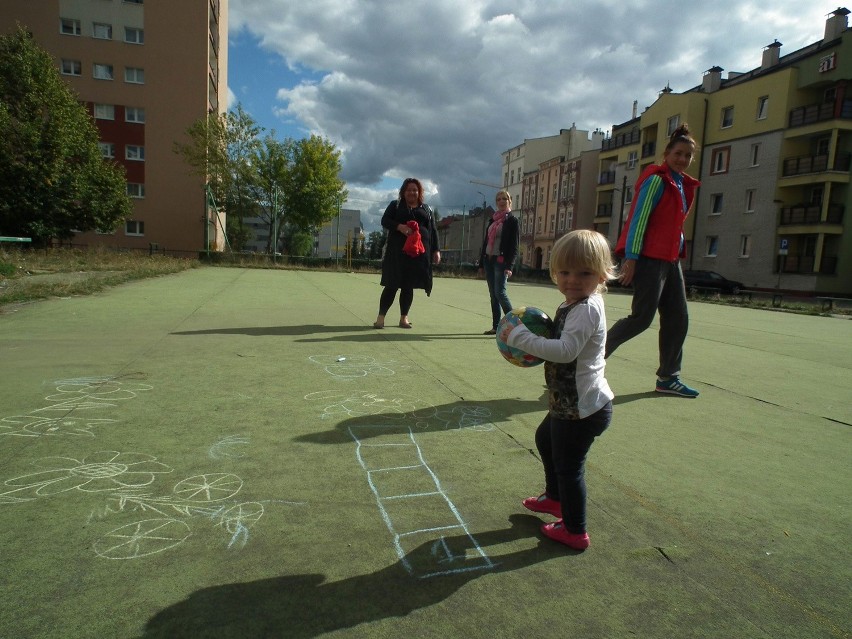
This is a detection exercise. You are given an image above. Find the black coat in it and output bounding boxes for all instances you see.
[479,214,520,269]
[380,200,439,295]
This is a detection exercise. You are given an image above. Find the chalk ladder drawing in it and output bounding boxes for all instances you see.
[349,424,495,579]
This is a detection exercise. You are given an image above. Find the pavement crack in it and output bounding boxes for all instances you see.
[654,546,675,563]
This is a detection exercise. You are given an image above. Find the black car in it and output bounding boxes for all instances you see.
[683,270,744,294]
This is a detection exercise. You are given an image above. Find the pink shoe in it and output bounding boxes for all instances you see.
[541,520,590,550]
[522,493,562,518]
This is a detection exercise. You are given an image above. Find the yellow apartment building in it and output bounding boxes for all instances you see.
[1,0,228,255]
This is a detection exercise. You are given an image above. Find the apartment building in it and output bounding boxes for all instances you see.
[1,0,228,255]
[593,8,852,296]
[313,209,363,259]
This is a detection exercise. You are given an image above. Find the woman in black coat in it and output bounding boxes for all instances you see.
[373,177,441,329]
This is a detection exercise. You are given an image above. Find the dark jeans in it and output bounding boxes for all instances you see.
[483,256,512,330]
[379,287,414,316]
[535,403,612,534]
[605,257,689,378]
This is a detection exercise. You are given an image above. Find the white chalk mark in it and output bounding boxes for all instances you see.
[208,434,250,460]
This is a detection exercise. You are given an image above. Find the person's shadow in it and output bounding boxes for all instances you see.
[140,514,571,638]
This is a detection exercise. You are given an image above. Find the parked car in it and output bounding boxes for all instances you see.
[683,270,744,294]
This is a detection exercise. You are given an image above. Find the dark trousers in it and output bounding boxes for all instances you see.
[379,287,414,316]
[535,403,612,534]
[605,257,689,378]
[484,256,512,330]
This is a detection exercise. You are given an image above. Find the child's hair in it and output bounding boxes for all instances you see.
[665,123,697,152]
[549,230,617,293]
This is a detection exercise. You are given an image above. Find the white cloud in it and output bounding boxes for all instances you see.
[230,0,835,230]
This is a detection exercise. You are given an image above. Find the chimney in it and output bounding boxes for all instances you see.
[825,7,850,41]
[632,100,638,119]
[761,40,782,69]
[702,66,723,93]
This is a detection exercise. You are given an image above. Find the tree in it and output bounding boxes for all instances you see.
[284,135,348,231]
[0,26,131,245]
[173,104,261,252]
[365,230,386,260]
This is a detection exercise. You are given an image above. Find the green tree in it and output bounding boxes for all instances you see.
[284,135,348,232]
[365,230,386,260]
[0,26,131,245]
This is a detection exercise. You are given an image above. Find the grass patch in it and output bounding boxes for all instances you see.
[0,247,198,311]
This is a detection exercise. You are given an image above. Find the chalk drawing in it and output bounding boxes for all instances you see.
[0,451,173,503]
[0,414,118,438]
[349,424,495,578]
[208,434,250,460]
[93,518,192,559]
[308,354,403,379]
[305,390,496,432]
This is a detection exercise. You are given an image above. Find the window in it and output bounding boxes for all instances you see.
[711,147,730,174]
[710,193,724,214]
[60,18,81,36]
[539,187,544,204]
[756,96,769,120]
[721,106,734,128]
[125,220,145,236]
[551,184,557,201]
[124,67,145,84]
[705,236,719,257]
[125,145,145,161]
[125,107,145,123]
[740,235,751,258]
[816,137,830,157]
[625,187,633,203]
[94,103,115,120]
[627,150,638,169]
[60,59,82,76]
[92,23,112,39]
[750,143,760,166]
[126,183,145,198]
[99,142,115,159]
[124,27,144,44]
[666,115,680,137]
[93,63,114,80]
[745,189,756,213]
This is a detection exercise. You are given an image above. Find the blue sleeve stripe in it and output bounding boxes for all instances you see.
[624,175,663,258]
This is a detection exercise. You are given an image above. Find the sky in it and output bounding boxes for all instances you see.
[227,1,837,232]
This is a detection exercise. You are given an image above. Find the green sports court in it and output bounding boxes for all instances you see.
[0,268,849,638]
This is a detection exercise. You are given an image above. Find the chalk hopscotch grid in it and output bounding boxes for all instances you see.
[350,425,495,579]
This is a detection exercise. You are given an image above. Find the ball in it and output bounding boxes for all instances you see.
[495,306,553,367]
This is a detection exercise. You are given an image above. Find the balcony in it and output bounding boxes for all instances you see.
[601,129,640,151]
[779,203,844,225]
[597,203,613,217]
[782,153,851,177]
[788,99,852,127]
[598,171,616,185]
[641,141,656,159]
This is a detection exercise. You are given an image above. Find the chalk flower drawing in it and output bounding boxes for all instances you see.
[0,414,118,438]
[0,451,173,501]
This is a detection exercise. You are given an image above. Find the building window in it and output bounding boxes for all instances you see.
[99,142,115,159]
[124,67,145,84]
[124,27,144,44]
[93,63,114,80]
[756,96,769,120]
[740,235,752,257]
[721,106,734,128]
[92,23,112,39]
[745,189,756,213]
[126,183,145,198]
[750,143,760,166]
[625,187,633,203]
[705,236,719,257]
[627,150,638,169]
[125,107,145,123]
[60,18,81,36]
[125,145,145,161]
[94,103,115,120]
[539,187,544,204]
[710,193,724,214]
[551,185,557,201]
[125,220,145,236]
[711,147,730,174]
[60,59,82,76]
[666,115,680,137]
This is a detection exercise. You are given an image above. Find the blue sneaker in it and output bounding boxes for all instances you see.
[656,376,699,398]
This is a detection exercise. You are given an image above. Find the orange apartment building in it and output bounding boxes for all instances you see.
[1,0,228,254]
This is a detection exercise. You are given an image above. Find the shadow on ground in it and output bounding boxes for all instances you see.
[140,514,568,638]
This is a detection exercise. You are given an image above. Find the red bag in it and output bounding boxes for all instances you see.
[402,220,425,257]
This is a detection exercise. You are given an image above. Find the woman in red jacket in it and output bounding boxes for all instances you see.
[606,124,701,398]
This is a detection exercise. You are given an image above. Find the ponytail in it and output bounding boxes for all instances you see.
[666,123,696,152]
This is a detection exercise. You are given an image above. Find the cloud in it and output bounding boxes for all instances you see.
[230,0,833,230]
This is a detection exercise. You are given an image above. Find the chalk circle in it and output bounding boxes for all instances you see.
[173,473,243,502]
[93,518,192,559]
[220,502,265,533]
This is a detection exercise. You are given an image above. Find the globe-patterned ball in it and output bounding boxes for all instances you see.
[496,306,553,368]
